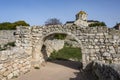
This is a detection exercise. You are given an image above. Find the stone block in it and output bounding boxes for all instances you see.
[13,70,20,77]
[94,39,98,42]
[102,52,111,57]
[94,46,99,49]
[117,47,120,53]
[113,35,119,40]
[0,54,8,61]
[7,73,13,79]
[3,70,11,77]
[0,64,3,70]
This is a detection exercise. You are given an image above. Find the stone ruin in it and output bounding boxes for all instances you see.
[15,25,120,65]
[0,25,120,80]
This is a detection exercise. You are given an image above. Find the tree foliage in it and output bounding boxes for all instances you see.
[54,34,67,40]
[89,22,106,27]
[13,21,30,27]
[0,20,30,30]
[113,23,120,29]
[45,18,62,26]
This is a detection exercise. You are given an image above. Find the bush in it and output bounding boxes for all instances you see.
[49,46,82,61]
[45,18,62,26]
[89,22,106,27]
[0,20,29,30]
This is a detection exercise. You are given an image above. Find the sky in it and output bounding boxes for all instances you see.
[0,0,120,27]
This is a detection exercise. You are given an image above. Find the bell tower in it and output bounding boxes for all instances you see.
[74,11,88,26]
[76,11,87,21]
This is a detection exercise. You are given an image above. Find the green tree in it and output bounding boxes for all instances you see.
[13,20,30,26]
[0,20,30,30]
[113,23,120,30]
[45,18,62,26]
[89,22,106,27]
[0,22,13,30]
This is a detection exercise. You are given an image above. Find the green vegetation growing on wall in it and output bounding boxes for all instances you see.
[4,42,15,47]
[54,34,67,40]
[0,20,29,30]
[49,46,82,61]
[0,42,15,51]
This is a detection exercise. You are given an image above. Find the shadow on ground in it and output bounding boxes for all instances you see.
[69,70,97,80]
[48,60,97,80]
[48,60,82,70]
[69,62,98,80]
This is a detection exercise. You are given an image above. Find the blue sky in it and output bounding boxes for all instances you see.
[0,0,120,27]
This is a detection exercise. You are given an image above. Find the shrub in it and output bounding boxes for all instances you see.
[89,22,106,27]
[0,20,29,30]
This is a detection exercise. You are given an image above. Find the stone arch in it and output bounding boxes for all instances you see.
[43,31,82,46]
[40,31,86,66]
[15,26,120,68]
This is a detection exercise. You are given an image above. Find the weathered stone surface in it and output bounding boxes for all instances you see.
[12,70,19,77]
[0,64,3,70]
[14,25,120,67]
[7,73,13,79]
[0,30,16,45]
[0,47,31,80]
[91,61,120,80]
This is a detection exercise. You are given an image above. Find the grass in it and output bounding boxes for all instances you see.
[49,46,82,61]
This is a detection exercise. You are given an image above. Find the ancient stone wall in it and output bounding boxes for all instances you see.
[0,47,31,80]
[0,30,31,80]
[15,25,120,67]
[0,30,16,45]
[0,25,120,80]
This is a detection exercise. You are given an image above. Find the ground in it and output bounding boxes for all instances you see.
[10,60,95,80]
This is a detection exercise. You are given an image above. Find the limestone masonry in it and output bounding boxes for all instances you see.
[0,24,120,80]
[0,11,120,80]
[0,30,16,45]
[15,25,120,66]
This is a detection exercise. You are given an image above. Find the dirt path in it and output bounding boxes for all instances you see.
[10,60,96,80]
[10,60,81,80]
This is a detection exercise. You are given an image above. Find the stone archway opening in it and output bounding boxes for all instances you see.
[41,45,48,61]
[40,32,84,69]
[41,33,67,61]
